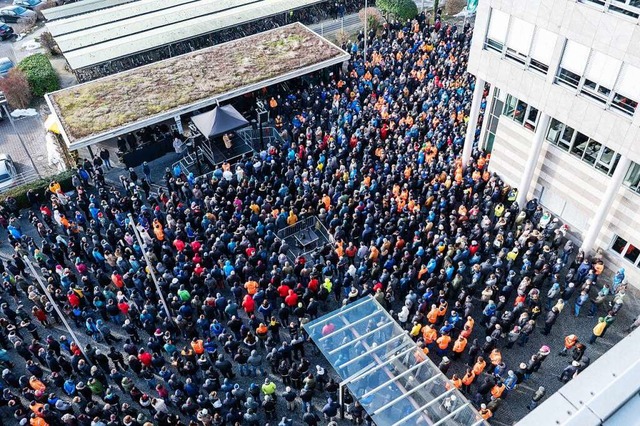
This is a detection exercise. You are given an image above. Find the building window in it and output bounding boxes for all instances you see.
[580,51,622,105]
[555,40,640,116]
[484,12,557,75]
[611,235,640,268]
[545,117,620,176]
[485,8,509,52]
[529,28,557,74]
[483,88,503,153]
[505,17,534,64]
[556,40,590,89]
[624,161,640,193]
[503,94,539,131]
[611,64,640,115]
[580,0,640,19]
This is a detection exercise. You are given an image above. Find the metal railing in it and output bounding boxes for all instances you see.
[0,168,40,194]
[276,215,334,262]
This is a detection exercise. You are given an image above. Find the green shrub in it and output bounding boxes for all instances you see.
[377,0,419,20]
[18,53,60,97]
[0,169,75,209]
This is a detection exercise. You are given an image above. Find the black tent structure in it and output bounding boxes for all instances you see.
[188,104,253,170]
[191,104,250,138]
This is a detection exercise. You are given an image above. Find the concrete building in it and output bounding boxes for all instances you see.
[463,0,640,287]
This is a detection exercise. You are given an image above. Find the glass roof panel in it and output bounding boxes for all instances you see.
[304,296,487,426]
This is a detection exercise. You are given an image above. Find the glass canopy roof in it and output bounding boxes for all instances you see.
[304,296,487,426]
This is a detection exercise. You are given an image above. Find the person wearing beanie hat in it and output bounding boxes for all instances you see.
[559,361,581,383]
[527,386,546,410]
[479,403,492,420]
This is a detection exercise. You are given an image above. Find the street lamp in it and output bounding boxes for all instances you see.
[22,255,93,366]
[363,0,368,65]
[127,213,175,325]
[0,91,41,178]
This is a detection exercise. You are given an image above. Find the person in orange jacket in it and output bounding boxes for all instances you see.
[491,381,506,399]
[479,403,493,420]
[427,304,439,324]
[436,333,451,357]
[461,368,475,393]
[472,356,487,376]
[446,374,462,390]
[451,334,467,359]
[422,323,437,347]
[559,334,578,356]
[191,337,204,355]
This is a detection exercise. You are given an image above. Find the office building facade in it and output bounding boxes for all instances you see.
[463,0,640,287]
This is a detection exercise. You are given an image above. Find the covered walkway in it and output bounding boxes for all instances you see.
[304,297,487,426]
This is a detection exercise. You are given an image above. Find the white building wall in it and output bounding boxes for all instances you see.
[468,0,640,164]
[469,0,640,286]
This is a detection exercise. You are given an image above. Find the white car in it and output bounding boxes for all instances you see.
[0,154,18,190]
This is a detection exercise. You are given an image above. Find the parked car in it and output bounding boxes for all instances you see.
[0,57,13,77]
[0,154,18,190]
[0,6,37,24]
[0,23,14,40]
[12,0,42,11]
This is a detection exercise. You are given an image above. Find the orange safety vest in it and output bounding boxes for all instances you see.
[437,304,447,317]
[422,325,437,344]
[452,377,462,389]
[245,281,258,295]
[472,360,486,376]
[436,335,451,350]
[427,308,439,324]
[564,335,578,349]
[452,337,467,353]
[256,324,268,338]
[191,340,204,355]
[480,408,492,420]
[491,383,506,399]
[462,371,475,386]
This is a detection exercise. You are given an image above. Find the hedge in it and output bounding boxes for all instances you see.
[18,53,60,97]
[377,0,419,20]
[0,169,75,209]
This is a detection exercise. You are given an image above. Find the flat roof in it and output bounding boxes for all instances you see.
[42,0,137,22]
[45,23,349,150]
[47,0,203,36]
[54,0,257,52]
[60,0,323,71]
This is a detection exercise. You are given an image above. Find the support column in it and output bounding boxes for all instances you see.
[462,77,485,169]
[478,85,495,152]
[516,112,550,207]
[581,155,631,253]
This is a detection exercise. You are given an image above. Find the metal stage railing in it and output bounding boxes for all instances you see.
[276,215,334,264]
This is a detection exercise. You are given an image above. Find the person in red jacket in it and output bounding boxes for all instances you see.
[242,294,256,315]
[138,349,152,367]
[284,290,298,308]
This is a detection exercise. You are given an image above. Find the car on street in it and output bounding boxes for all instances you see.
[0,57,14,77]
[13,0,43,11]
[0,23,14,40]
[0,6,37,24]
[0,154,18,190]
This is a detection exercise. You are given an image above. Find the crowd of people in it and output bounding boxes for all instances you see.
[0,10,632,426]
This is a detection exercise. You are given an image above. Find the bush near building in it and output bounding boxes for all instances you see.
[18,53,60,97]
[0,169,74,209]
[0,68,32,109]
[377,0,419,20]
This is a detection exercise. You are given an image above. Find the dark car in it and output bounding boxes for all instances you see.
[0,6,36,24]
[0,23,14,40]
